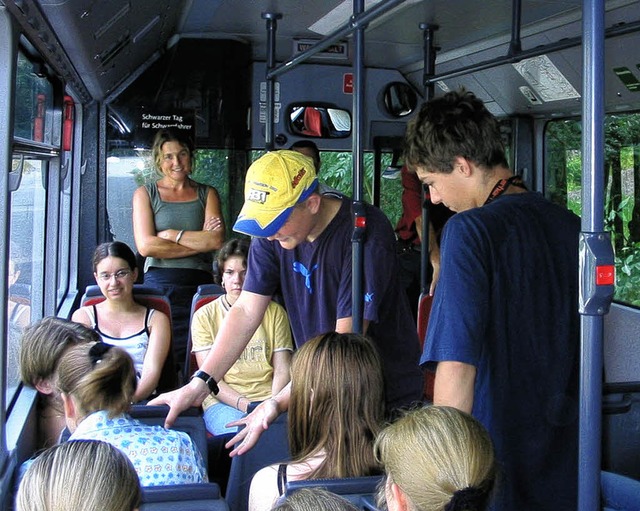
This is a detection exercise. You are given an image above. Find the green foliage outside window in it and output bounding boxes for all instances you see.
[250,150,404,228]
[545,116,640,307]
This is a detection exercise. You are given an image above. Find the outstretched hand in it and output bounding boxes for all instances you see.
[225,398,280,457]
[148,381,208,429]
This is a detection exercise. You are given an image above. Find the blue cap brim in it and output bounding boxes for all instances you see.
[233,206,295,238]
[232,179,319,238]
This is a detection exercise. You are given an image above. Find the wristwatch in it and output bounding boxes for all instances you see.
[190,370,219,395]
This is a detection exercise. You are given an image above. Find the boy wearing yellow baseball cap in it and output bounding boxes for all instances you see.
[151,150,423,448]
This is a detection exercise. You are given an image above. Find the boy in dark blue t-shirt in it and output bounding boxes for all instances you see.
[405,88,580,511]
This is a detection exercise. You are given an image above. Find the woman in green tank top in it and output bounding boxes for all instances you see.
[132,128,225,378]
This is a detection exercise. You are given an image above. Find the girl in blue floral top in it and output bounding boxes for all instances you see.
[56,341,207,486]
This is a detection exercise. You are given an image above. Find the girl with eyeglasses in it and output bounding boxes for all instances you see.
[72,241,171,401]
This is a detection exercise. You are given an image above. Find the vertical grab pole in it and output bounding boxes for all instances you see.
[579,0,614,509]
[262,12,282,151]
[419,23,437,295]
[351,0,366,334]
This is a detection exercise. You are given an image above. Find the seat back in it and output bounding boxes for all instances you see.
[140,482,229,511]
[601,470,640,511]
[185,284,224,383]
[225,412,291,511]
[284,475,384,507]
[417,292,434,402]
[79,284,178,393]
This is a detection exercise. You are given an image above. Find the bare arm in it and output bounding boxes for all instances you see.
[197,291,271,378]
[71,307,92,327]
[335,317,370,335]
[149,291,271,427]
[132,186,195,259]
[428,221,440,296]
[213,380,250,412]
[270,350,292,397]
[157,187,226,253]
[433,360,476,413]
[134,310,171,401]
[195,353,252,413]
[414,215,441,296]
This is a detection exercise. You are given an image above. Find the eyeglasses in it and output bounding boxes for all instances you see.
[97,269,132,282]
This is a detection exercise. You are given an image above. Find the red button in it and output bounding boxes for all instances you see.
[354,216,366,229]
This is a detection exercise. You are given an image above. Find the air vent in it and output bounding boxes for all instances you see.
[96,33,131,67]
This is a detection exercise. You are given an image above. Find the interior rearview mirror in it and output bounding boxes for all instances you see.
[287,105,351,138]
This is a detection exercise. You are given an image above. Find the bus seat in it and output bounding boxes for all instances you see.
[417,292,434,402]
[601,470,640,511]
[284,475,384,506]
[301,107,322,137]
[79,284,178,393]
[185,284,224,383]
[225,412,291,511]
[140,482,229,511]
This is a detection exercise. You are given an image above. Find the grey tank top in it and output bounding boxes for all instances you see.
[143,181,213,273]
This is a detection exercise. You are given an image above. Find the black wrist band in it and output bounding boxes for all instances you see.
[191,370,219,395]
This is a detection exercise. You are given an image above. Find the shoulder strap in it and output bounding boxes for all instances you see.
[277,463,288,496]
[144,182,160,209]
[89,305,98,329]
[197,183,209,206]
[144,307,155,332]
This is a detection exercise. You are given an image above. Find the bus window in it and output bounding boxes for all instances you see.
[250,149,401,225]
[7,157,46,403]
[545,116,640,308]
[6,51,55,405]
[14,53,54,145]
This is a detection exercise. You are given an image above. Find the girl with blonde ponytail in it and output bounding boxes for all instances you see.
[57,342,207,486]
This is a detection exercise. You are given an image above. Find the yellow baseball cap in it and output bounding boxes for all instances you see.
[233,150,319,237]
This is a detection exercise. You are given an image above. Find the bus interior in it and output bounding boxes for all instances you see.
[1,0,640,509]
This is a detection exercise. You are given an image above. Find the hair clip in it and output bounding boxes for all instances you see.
[444,485,491,511]
[89,342,113,366]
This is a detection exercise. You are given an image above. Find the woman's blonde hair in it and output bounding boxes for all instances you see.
[56,342,136,418]
[288,332,384,479]
[374,406,496,511]
[16,439,141,511]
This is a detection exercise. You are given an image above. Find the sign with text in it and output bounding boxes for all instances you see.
[134,109,196,149]
[292,39,348,60]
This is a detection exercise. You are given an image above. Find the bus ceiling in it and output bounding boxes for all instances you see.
[3,0,640,115]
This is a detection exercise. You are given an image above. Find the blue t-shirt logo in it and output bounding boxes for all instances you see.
[293,261,318,294]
